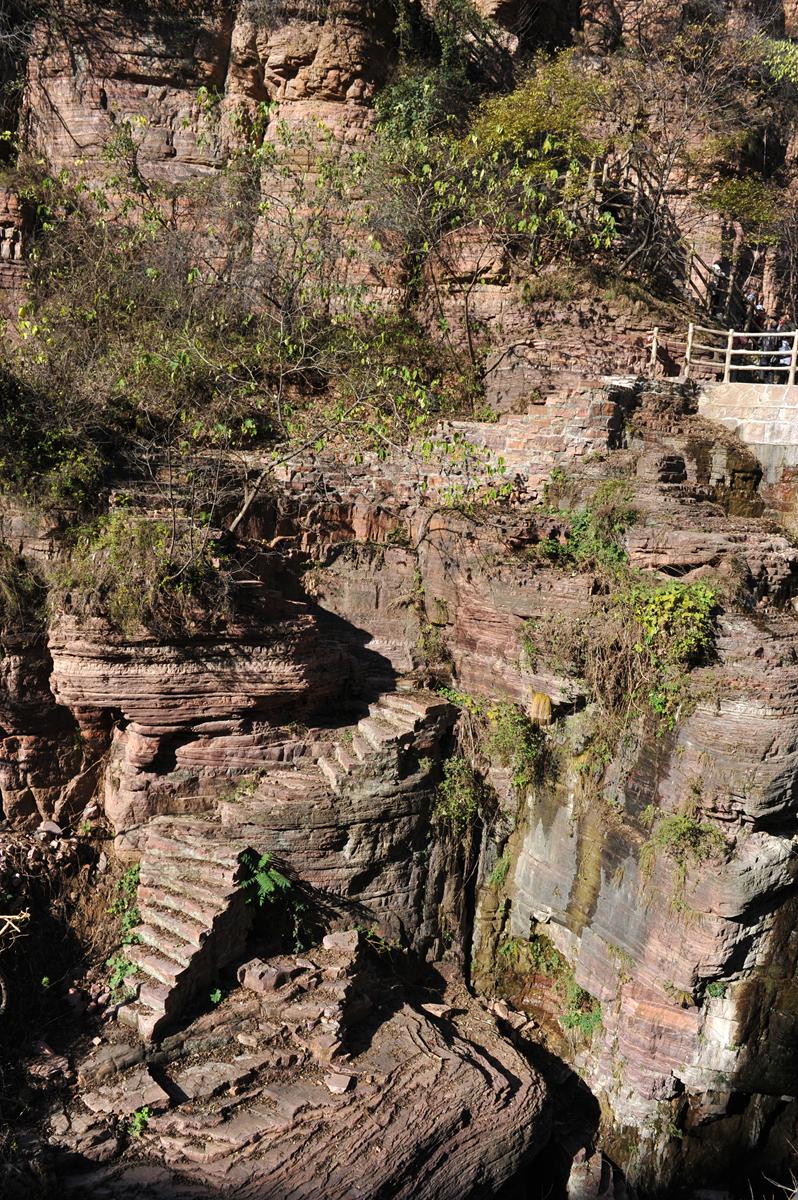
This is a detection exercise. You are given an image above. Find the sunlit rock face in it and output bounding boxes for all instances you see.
[22,0,392,185]
[9,2,798,1195]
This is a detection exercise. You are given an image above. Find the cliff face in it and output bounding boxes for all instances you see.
[22,0,390,180]
[4,3,798,1199]
[277,380,798,1190]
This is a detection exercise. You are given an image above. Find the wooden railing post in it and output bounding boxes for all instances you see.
[790,331,798,387]
[724,329,734,383]
[649,326,659,377]
[684,323,694,379]
[681,321,696,376]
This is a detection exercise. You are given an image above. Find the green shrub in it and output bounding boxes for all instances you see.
[640,812,725,912]
[499,933,563,976]
[48,508,233,636]
[623,580,717,726]
[439,688,546,795]
[484,702,545,793]
[106,952,136,999]
[760,36,798,87]
[489,852,511,887]
[706,981,727,999]
[498,933,601,1039]
[0,542,45,635]
[434,754,483,831]
[236,850,291,907]
[127,1106,151,1138]
[376,0,508,140]
[526,578,717,751]
[560,977,603,1038]
[0,367,107,510]
[537,479,636,574]
[375,66,474,139]
[698,176,781,242]
[468,49,607,160]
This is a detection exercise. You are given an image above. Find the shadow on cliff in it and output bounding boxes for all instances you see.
[310,602,399,717]
[492,1030,602,1200]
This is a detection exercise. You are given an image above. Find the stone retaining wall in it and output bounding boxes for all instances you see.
[698,382,798,483]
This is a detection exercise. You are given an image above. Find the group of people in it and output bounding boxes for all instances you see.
[706,263,796,382]
[731,315,796,384]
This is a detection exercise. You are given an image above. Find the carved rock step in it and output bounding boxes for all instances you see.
[218,765,325,828]
[118,817,252,1043]
[376,689,456,723]
[138,876,229,926]
[145,821,241,869]
[138,900,210,950]
[317,685,457,793]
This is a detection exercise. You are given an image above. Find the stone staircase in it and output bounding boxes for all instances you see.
[119,684,456,1042]
[217,762,327,829]
[315,688,456,794]
[119,816,251,1042]
[445,381,637,492]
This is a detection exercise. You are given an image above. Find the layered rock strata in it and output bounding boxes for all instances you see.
[50,935,549,1199]
[22,0,391,184]
[259,379,798,1189]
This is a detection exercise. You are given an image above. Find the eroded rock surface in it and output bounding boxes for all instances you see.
[23,0,391,184]
[52,937,548,1199]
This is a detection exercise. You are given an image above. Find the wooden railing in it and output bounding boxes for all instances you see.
[673,323,798,384]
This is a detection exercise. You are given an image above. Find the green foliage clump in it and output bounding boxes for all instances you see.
[237,848,312,952]
[0,542,45,635]
[527,578,717,750]
[623,580,717,726]
[106,952,136,999]
[440,688,546,795]
[237,850,291,907]
[626,580,716,665]
[376,0,508,138]
[560,977,603,1038]
[0,366,106,510]
[760,37,798,87]
[489,852,511,887]
[108,864,141,945]
[434,754,483,831]
[127,1106,151,1139]
[699,177,781,242]
[640,812,725,912]
[419,431,511,512]
[484,702,546,793]
[536,479,636,574]
[499,933,563,975]
[375,67,470,141]
[48,508,232,636]
[706,981,727,999]
[498,933,601,1040]
[468,50,607,160]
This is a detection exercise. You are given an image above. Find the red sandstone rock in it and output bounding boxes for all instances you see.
[57,965,548,1199]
